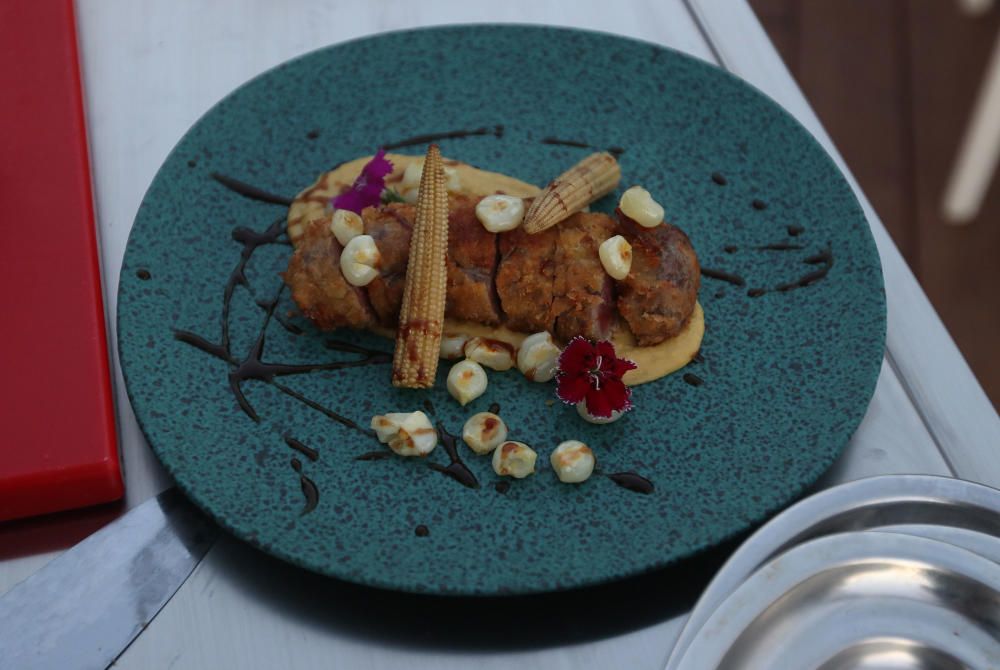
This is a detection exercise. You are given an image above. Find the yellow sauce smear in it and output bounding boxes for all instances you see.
[435,302,704,386]
[293,154,705,385]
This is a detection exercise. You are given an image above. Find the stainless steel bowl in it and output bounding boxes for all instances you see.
[672,531,1000,669]
[666,475,1000,669]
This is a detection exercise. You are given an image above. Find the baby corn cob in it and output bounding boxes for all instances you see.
[522,152,621,234]
[391,145,449,388]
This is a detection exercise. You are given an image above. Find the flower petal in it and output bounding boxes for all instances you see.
[613,356,638,377]
[364,149,394,180]
[584,386,615,418]
[593,340,618,367]
[556,372,592,404]
[331,151,395,214]
[558,336,595,376]
[586,378,632,417]
[331,190,362,213]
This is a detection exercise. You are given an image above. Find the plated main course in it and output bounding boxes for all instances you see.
[278,145,705,486]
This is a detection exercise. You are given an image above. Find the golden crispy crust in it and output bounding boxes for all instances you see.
[283,224,374,330]
[496,224,558,333]
[550,212,617,341]
[615,212,700,345]
[444,195,502,325]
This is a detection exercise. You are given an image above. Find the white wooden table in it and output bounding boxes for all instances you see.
[4,1,998,668]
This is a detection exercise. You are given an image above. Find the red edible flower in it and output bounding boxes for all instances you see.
[332,149,394,213]
[555,337,637,418]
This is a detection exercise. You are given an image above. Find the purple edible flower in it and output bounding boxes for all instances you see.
[332,149,394,213]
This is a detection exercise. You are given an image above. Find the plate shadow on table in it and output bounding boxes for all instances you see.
[210,529,745,651]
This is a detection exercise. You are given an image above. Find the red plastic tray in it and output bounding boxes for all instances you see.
[0,0,123,521]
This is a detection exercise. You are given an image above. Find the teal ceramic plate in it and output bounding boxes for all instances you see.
[118,26,885,595]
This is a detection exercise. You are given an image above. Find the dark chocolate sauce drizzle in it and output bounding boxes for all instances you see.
[757,242,804,251]
[428,422,479,489]
[355,451,392,462]
[707,237,834,298]
[276,317,304,335]
[540,137,625,158]
[355,420,482,491]
[284,435,319,462]
[711,172,727,186]
[752,199,768,210]
[747,246,835,298]
[220,217,287,351]
[283,437,320,513]
[175,178,390,433]
[175,174,427,513]
[683,373,704,387]
[542,137,588,149]
[177,294,389,424]
[777,247,834,291]
[607,472,655,494]
[290,457,319,515]
[255,298,302,335]
[382,126,504,151]
[210,172,294,207]
[701,267,746,286]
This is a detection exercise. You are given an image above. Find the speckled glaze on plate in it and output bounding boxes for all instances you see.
[118,25,885,595]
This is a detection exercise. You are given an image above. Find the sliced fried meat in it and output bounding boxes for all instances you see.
[550,212,617,341]
[362,197,502,326]
[615,210,700,346]
[286,199,700,345]
[363,203,413,327]
[283,223,375,330]
[445,195,502,325]
[496,224,558,334]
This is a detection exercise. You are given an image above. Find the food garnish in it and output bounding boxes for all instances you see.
[400,159,463,202]
[463,337,515,371]
[339,234,380,286]
[371,411,438,456]
[391,145,449,388]
[492,441,537,478]
[475,194,525,232]
[381,188,407,204]
[446,359,488,405]
[550,440,596,483]
[516,331,560,382]
[462,412,508,455]
[618,185,664,228]
[522,152,621,234]
[330,209,364,245]
[331,149,394,214]
[285,150,703,384]
[598,234,633,279]
[556,337,636,421]
[439,333,469,360]
[577,403,625,424]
